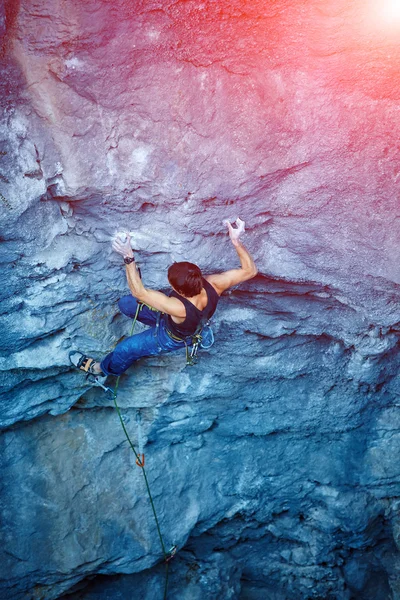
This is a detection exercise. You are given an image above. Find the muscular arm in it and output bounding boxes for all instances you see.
[112,235,186,317]
[125,261,186,317]
[206,219,257,295]
[206,240,257,295]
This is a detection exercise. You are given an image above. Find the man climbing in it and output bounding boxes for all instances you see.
[70,218,257,379]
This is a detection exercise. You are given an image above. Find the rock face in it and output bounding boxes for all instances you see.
[1,0,400,598]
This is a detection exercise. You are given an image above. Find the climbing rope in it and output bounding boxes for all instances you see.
[110,304,174,600]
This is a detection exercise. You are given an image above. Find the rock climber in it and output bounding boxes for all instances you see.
[70,218,257,379]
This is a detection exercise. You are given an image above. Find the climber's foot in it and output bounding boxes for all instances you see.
[69,351,105,377]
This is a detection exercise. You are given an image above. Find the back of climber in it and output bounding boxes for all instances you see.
[70,218,257,378]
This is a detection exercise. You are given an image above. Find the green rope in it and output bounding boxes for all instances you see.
[112,304,170,599]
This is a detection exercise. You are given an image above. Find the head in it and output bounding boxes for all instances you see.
[168,261,203,298]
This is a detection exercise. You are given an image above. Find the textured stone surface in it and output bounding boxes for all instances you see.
[1,0,400,598]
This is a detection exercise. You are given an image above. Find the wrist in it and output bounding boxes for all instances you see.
[123,255,135,265]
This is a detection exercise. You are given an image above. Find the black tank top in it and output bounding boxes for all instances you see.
[167,278,219,337]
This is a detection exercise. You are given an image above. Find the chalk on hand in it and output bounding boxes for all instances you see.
[116,232,127,243]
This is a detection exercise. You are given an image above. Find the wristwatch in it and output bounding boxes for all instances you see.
[123,256,135,265]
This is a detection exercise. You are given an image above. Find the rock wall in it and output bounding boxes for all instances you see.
[1,0,400,598]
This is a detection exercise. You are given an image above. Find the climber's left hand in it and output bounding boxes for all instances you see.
[224,217,245,247]
[112,232,134,258]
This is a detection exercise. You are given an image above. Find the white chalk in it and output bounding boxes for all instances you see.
[115,232,127,243]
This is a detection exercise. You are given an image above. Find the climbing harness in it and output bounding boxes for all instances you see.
[135,292,215,367]
[164,317,214,367]
[164,325,199,366]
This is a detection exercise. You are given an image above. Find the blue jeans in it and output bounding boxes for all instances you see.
[100,296,189,376]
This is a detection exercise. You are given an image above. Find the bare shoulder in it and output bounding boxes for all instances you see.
[204,275,223,296]
[139,288,186,317]
[205,267,257,295]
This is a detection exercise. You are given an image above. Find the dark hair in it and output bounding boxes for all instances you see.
[168,262,203,297]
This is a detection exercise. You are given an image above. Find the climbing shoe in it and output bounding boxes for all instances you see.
[69,351,106,378]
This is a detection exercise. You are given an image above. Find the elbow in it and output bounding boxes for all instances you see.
[137,286,153,304]
[242,266,257,281]
[248,264,258,279]
[128,283,146,301]
[134,289,147,302]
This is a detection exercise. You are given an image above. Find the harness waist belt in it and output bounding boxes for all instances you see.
[164,326,187,342]
[165,325,198,343]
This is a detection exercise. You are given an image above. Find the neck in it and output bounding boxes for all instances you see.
[173,288,203,300]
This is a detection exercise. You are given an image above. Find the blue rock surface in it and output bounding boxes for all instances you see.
[1,0,400,598]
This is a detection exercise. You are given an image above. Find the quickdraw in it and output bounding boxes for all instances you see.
[186,333,202,366]
[135,411,145,468]
[165,545,177,563]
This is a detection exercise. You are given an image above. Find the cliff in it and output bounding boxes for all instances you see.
[1,1,400,598]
